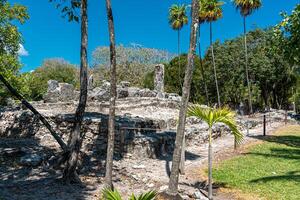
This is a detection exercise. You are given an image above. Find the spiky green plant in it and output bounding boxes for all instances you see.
[102,188,157,200]
[199,0,224,107]
[233,0,262,114]
[187,105,243,200]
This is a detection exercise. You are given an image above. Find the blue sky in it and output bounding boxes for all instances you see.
[11,0,299,72]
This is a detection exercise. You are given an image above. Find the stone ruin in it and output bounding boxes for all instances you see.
[0,63,296,167]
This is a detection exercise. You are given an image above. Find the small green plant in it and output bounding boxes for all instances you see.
[102,188,157,200]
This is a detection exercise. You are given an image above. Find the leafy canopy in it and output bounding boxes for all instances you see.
[233,0,262,16]
[168,4,188,30]
[199,0,224,23]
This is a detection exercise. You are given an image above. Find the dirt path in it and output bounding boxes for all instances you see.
[0,122,285,200]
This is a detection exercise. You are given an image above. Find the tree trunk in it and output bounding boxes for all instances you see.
[243,16,253,114]
[0,74,67,151]
[178,29,183,88]
[179,135,185,174]
[167,0,199,196]
[198,24,210,106]
[62,0,88,184]
[210,22,221,108]
[104,0,117,190]
[208,127,213,200]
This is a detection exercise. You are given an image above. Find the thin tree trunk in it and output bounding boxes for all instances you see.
[0,74,67,151]
[62,0,88,184]
[178,29,183,89]
[167,0,199,196]
[105,0,117,190]
[208,127,213,200]
[198,24,210,106]
[210,22,221,108]
[179,135,185,174]
[243,16,253,114]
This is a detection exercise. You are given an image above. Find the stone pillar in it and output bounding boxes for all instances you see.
[88,74,94,90]
[154,64,164,98]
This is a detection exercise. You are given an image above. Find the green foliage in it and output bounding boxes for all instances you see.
[168,4,188,30]
[233,0,262,16]
[25,59,79,100]
[49,0,80,22]
[198,0,224,23]
[276,4,300,66]
[92,45,174,87]
[0,0,29,104]
[102,188,156,200]
[213,126,300,200]
[187,105,243,144]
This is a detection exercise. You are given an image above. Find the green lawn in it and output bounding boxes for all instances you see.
[213,125,300,200]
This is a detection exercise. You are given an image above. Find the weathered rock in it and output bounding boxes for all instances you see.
[44,80,75,103]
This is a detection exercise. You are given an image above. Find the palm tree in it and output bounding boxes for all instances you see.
[233,0,262,114]
[167,0,199,196]
[105,0,117,190]
[187,105,243,200]
[102,188,156,200]
[168,4,188,85]
[199,0,223,107]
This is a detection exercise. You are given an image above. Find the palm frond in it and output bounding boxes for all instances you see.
[233,0,262,16]
[102,188,123,200]
[168,4,188,30]
[187,105,244,144]
[137,191,157,200]
[199,0,223,22]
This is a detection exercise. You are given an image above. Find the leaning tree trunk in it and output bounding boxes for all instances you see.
[198,24,210,106]
[0,74,67,151]
[210,22,221,108]
[104,0,117,190]
[167,0,199,196]
[208,127,213,200]
[243,16,253,114]
[62,0,88,184]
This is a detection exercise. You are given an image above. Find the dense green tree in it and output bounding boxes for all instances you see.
[233,0,262,114]
[26,59,79,100]
[0,0,29,104]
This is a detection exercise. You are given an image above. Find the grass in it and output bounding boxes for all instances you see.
[213,125,300,200]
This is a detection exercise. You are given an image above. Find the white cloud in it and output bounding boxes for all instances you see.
[18,44,29,56]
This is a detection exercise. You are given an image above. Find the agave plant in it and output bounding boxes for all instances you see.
[102,188,157,200]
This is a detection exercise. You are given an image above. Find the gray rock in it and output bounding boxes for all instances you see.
[154,64,164,98]
[120,81,130,88]
[47,80,59,92]
[194,191,208,200]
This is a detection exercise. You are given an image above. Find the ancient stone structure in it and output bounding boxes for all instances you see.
[43,80,78,103]
[154,64,164,98]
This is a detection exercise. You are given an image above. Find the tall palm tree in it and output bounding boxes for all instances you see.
[167,0,199,197]
[168,4,188,85]
[199,0,223,107]
[198,1,209,106]
[233,0,262,114]
[105,0,117,190]
[187,106,243,200]
[168,4,189,175]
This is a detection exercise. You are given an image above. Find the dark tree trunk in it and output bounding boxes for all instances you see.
[243,16,253,114]
[198,24,210,106]
[104,0,117,190]
[62,0,88,184]
[0,74,67,151]
[210,22,221,108]
[167,0,199,196]
[208,127,213,200]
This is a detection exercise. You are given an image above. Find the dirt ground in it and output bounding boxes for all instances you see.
[0,122,286,200]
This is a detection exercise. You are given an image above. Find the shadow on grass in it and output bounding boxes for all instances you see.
[250,135,300,148]
[250,171,300,183]
[245,147,300,160]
